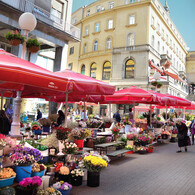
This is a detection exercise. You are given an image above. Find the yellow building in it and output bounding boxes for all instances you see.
[186,51,195,101]
[67,0,188,114]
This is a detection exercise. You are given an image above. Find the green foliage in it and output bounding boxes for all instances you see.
[20,139,47,151]
[139,115,145,119]
[26,38,40,48]
[151,81,158,86]
[162,112,169,119]
[88,114,94,119]
[0,186,16,195]
[157,116,161,121]
[20,112,27,123]
[185,114,194,121]
[31,121,40,127]
[5,30,24,43]
[120,137,127,144]
[93,137,106,145]
[157,82,162,88]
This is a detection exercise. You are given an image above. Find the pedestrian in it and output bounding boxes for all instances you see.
[128,108,134,127]
[5,104,13,122]
[57,110,65,126]
[189,116,195,145]
[36,109,42,120]
[0,110,11,135]
[113,110,121,122]
[81,110,88,121]
[176,119,188,153]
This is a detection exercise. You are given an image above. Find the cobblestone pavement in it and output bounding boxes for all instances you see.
[71,142,195,195]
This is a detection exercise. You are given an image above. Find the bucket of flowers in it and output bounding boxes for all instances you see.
[171,130,178,137]
[137,134,152,146]
[161,131,171,139]
[9,144,42,182]
[115,122,125,133]
[31,163,47,177]
[125,145,134,154]
[146,145,154,153]
[136,146,148,154]
[0,168,16,188]
[32,122,42,135]
[54,162,70,182]
[37,187,62,195]
[111,127,120,141]
[15,176,42,195]
[53,181,72,195]
[70,168,84,186]
[63,142,78,162]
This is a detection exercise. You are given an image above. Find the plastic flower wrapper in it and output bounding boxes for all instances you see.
[61,182,72,191]
[53,182,61,190]
[63,142,78,154]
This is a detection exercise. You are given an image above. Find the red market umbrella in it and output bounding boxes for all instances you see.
[165,94,191,107]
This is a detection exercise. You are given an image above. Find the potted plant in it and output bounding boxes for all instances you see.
[39,118,51,133]
[70,169,84,186]
[151,81,158,86]
[161,131,171,139]
[9,144,42,182]
[157,82,162,88]
[83,154,108,187]
[111,127,120,141]
[53,181,72,195]
[137,134,152,146]
[15,176,42,195]
[0,168,16,188]
[37,188,62,195]
[54,163,70,182]
[26,38,40,53]
[125,145,134,154]
[31,163,47,177]
[136,146,148,154]
[63,142,78,162]
[102,117,114,128]
[5,30,25,46]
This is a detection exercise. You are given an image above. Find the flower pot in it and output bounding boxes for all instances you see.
[0,176,16,188]
[31,170,45,177]
[8,39,21,46]
[15,187,36,195]
[28,45,40,53]
[105,122,111,128]
[70,176,83,186]
[15,164,32,182]
[42,126,50,133]
[58,174,70,183]
[161,134,169,139]
[114,135,118,142]
[126,151,134,154]
[87,171,100,187]
[57,140,64,155]
[58,188,71,195]
[74,139,84,151]
[33,129,42,135]
[138,150,147,154]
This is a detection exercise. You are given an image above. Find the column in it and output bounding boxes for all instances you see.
[10,91,22,137]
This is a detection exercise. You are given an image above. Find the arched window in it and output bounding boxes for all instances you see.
[81,65,85,75]
[102,61,111,80]
[90,63,97,78]
[127,33,135,46]
[84,44,87,54]
[94,41,98,51]
[151,35,155,47]
[106,38,112,49]
[125,59,135,78]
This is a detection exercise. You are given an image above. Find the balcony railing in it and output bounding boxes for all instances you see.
[0,0,80,40]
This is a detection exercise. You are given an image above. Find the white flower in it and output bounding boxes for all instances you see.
[53,182,61,189]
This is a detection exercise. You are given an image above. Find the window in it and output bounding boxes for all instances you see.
[68,63,73,70]
[151,35,155,47]
[127,33,135,46]
[90,63,97,78]
[125,0,129,4]
[125,59,135,78]
[94,41,98,51]
[85,27,89,35]
[157,41,160,52]
[151,16,155,26]
[157,23,160,31]
[129,15,135,25]
[81,65,85,75]
[102,61,111,80]
[108,19,113,29]
[95,23,99,32]
[69,47,74,55]
[84,44,87,54]
[130,0,135,3]
[87,10,90,16]
[36,55,54,72]
[109,2,114,9]
[106,38,112,49]
[97,5,101,12]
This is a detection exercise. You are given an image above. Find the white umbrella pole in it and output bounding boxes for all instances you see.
[84,101,86,120]
[165,105,168,120]
[64,92,69,128]
[48,97,51,116]
[184,108,186,120]
[109,103,111,119]
[1,92,3,110]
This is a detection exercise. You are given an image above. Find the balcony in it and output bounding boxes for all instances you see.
[0,0,80,41]
[179,71,186,79]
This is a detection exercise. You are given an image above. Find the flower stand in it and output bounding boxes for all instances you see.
[15,164,32,182]
[161,134,169,139]
[87,171,100,187]
[74,139,84,151]
[70,176,83,186]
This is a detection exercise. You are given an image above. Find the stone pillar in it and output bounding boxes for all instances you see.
[10,91,22,137]
[54,47,63,72]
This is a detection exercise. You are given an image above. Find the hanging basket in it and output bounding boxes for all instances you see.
[28,45,40,53]
[8,39,21,46]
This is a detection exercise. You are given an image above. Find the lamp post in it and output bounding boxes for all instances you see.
[10,13,37,137]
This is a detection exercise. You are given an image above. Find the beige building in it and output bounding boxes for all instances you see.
[67,0,188,114]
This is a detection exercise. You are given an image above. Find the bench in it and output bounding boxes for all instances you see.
[107,149,130,157]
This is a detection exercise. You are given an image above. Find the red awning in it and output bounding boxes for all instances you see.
[165,94,191,107]
[149,60,163,72]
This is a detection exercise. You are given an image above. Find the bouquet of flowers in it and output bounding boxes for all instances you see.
[0,134,7,150]
[172,130,178,134]
[166,121,174,126]
[78,121,87,128]
[17,176,42,191]
[151,119,164,128]
[9,144,42,166]
[125,145,133,151]
[161,131,171,136]
[127,133,138,141]
[136,134,152,146]
[53,162,63,173]
[71,169,84,177]
[115,122,125,129]
[136,146,148,151]
[63,142,78,154]
[37,188,62,195]
[69,128,90,140]
[32,124,42,131]
[55,126,71,141]
[53,181,72,192]
[38,118,51,127]
[83,155,108,172]
[32,163,46,172]
[0,168,16,179]
[111,127,120,135]
[86,119,103,128]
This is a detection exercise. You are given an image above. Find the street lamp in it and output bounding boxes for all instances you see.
[10,13,37,137]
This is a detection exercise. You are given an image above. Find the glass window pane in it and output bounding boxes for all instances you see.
[102,61,111,80]
[125,59,134,78]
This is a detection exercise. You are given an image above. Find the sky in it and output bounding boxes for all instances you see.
[72,0,195,51]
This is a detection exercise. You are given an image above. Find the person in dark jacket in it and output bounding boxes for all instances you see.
[189,116,195,145]
[0,110,11,135]
[57,110,65,126]
[37,109,42,120]
[113,110,121,122]
[176,119,188,153]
